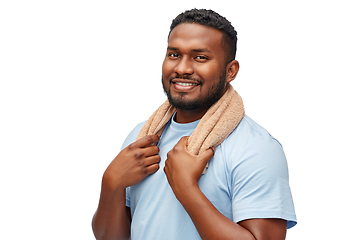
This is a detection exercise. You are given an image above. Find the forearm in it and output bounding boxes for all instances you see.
[178,185,255,240]
[92,135,161,239]
[92,180,130,240]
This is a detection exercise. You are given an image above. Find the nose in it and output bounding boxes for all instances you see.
[174,56,194,76]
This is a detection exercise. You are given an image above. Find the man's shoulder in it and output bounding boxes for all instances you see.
[221,115,285,159]
[132,120,147,134]
[121,120,147,150]
[227,115,274,142]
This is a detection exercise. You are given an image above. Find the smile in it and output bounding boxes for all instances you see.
[174,82,199,86]
[172,81,200,92]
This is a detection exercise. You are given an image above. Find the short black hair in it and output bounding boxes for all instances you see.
[169,9,237,64]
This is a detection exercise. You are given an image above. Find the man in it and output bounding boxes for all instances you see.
[92,9,296,240]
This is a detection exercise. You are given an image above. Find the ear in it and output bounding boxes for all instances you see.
[225,60,240,84]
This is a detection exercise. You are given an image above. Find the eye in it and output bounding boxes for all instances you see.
[195,55,208,62]
[168,53,180,59]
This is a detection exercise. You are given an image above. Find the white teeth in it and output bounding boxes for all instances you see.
[175,82,197,86]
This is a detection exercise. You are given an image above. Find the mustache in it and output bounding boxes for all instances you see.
[169,75,202,84]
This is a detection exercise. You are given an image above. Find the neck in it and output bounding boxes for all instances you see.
[174,108,207,123]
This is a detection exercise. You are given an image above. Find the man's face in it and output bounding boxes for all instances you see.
[162,23,228,111]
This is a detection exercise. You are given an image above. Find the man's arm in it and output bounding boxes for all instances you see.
[92,184,131,240]
[92,135,160,240]
[164,137,287,240]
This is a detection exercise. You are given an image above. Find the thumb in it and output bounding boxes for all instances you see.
[198,147,215,164]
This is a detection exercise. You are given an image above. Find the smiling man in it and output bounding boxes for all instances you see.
[92,9,296,240]
[162,23,231,123]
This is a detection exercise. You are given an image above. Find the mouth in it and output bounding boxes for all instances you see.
[172,80,200,92]
[170,77,201,92]
[173,82,199,86]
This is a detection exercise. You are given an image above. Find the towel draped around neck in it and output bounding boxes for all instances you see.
[136,84,245,173]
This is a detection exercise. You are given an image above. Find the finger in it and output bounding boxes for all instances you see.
[198,147,215,164]
[144,155,161,166]
[129,135,160,149]
[172,136,189,152]
[145,161,160,175]
[142,145,160,158]
[180,136,189,147]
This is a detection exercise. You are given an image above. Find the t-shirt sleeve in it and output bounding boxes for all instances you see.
[230,134,297,229]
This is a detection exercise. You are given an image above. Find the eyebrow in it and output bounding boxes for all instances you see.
[192,48,211,53]
[167,47,179,51]
[167,47,211,53]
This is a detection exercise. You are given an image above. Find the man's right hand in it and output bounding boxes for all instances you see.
[93,135,160,240]
[102,135,161,191]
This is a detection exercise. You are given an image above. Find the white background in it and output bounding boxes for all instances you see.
[1,0,359,239]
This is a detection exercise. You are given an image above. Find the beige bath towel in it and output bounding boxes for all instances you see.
[136,84,245,173]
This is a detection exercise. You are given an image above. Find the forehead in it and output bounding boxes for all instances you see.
[168,23,225,55]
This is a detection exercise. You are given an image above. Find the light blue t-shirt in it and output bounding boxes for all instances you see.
[123,114,296,239]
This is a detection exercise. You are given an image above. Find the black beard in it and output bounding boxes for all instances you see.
[162,72,227,111]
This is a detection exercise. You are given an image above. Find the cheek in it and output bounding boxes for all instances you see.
[196,64,221,82]
[162,59,174,77]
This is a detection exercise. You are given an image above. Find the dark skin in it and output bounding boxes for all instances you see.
[92,135,161,240]
[162,23,232,123]
[92,23,287,240]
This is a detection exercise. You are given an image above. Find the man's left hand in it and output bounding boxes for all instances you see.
[164,136,215,201]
